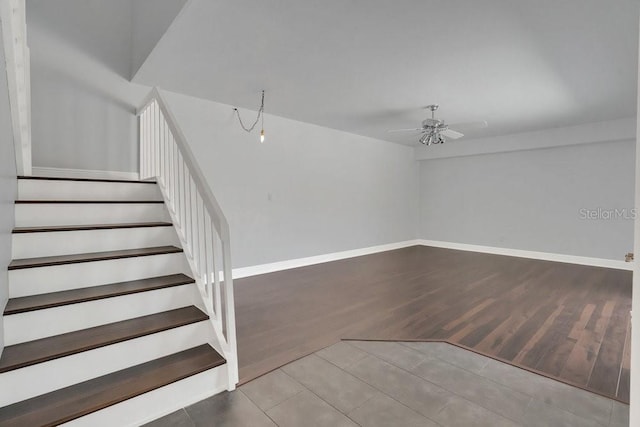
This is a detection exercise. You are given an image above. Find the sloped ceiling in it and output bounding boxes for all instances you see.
[131,0,188,78]
[135,1,637,144]
[27,0,188,80]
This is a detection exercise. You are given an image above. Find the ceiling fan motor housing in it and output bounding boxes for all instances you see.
[421,118,449,132]
[422,118,441,127]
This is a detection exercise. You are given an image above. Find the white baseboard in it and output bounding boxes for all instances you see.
[31,167,139,181]
[231,240,421,279]
[230,239,631,281]
[418,239,633,271]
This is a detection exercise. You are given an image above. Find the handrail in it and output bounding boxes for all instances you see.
[139,88,230,242]
[1,0,31,175]
[138,87,237,389]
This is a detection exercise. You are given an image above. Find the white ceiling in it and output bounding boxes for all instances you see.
[134,0,640,144]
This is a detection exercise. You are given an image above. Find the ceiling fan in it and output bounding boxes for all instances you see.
[388,104,488,145]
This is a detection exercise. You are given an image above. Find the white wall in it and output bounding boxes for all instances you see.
[162,90,419,268]
[27,0,148,173]
[0,25,17,355]
[25,0,420,270]
[419,139,635,260]
[23,0,635,268]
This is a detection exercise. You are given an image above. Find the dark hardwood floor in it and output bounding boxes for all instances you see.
[235,245,631,402]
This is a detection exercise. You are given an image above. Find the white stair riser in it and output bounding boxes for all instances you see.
[15,203,170,227]
[9,253,189,297]
[0,321,214,407]
[18,180,163,201]
[4,178,233,421]
[4,284,200,345]
[62,366,228,427]
[12,227,180,258]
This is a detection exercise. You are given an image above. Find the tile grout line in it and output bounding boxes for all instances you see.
[337,376,445,427]
[274,366,366,427]
[314,345,366,368]
[519,396,536,426]
[327,341,452,426]
[236,389,283,427]
[312,346,443,426]
[395,336,629,406]
[398,341,535,392]
[153,340,623,427]
[180,407,195,427]
[343,341,534,426]
[397,340,614,426]
[340,388,377,415]
[606,400,614,427]
[315,343,369,371]
[239,374,303,414]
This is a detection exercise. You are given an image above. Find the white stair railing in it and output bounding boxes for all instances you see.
[137,87,238,389]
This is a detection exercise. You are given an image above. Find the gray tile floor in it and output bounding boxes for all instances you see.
[145,341,629,427]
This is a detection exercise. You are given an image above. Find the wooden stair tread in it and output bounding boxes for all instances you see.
[8,246,182,270]
[0,306,209,373]
[13,222,172,233]
[17,176,157,184]
[4,274,194,315]
[15,200,164,204]
[0,344,224,427]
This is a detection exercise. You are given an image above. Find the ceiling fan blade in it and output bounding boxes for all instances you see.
[441,129,464,140]
[446,120,488,130]
[386,128,424,133]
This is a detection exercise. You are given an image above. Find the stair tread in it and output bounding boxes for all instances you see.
[4,274,195,315]
[17,175,157,184]
[13,222,172,233]
[15,200,164,204]
[8,246,182,270]
[0,306,209,373]
[0,344,224,427]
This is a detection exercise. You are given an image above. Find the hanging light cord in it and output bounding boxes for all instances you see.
[233,90,265,133]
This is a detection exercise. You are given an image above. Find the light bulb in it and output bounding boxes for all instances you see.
[260,129,265,143]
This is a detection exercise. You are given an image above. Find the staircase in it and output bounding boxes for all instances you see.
[0,176,231,426]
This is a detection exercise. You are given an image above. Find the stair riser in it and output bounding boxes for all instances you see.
[4,284,201,345]
[12,227,180,258]
[0,321,214,407]
[9,253,189,297]
[62,366,228,427]
[18,180,163,201]
[15,203,170,227]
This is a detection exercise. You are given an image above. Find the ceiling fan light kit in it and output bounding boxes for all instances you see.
[419,131,445,146]
[418,105,446,145]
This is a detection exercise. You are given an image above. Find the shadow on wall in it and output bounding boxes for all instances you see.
[26,0,134,80]
[30,64,140,171]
